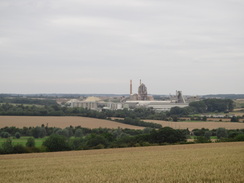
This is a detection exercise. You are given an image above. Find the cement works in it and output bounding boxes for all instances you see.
[66,80,196,111]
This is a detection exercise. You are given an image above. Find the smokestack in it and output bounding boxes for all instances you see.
[140,79,141,85]
[130,80,132,95]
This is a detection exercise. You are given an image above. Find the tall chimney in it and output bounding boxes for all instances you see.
[130,80,132,95]
[140,79,141,85]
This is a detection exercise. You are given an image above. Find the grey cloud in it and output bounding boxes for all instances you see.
[0,0,243,94]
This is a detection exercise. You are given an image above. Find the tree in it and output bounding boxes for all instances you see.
[189,99,234,113]
[204,131,212,139]
[26,137,35,147]
[189,101,207,113]
[234,134,244,141]
[172,116,178,122]
[231,116,239,122]
[43,134,70,152]
[32,127,46,138]
[148,127,186,144]
[15,132,21,139]
[74,129,83,137]
[85,134,109,149]
[216,128,228,139]
[202,116,207,121]
[1,139,14,154]
[1,132,10,138]
[55,129,69,137]
[170,107,189,116]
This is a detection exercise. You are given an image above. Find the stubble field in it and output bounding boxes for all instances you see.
[1,116,244,131]
[0,142,243,183]
[0,116,143,129]
[144,119,244,131]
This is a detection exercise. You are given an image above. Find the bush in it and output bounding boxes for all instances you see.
[194,136,211,143]
[13,144,28,154]
[26,146,41,153]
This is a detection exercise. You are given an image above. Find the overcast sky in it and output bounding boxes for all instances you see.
[0,0,243,95]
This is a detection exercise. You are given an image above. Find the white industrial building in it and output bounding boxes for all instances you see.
[123,100,188,111]
[66,80,189,111]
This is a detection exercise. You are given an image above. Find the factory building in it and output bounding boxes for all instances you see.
[129,80,153,101]
[123,100,188,111]
[66,97,122,111]
[124,80,188,111]
[66,80,188,111]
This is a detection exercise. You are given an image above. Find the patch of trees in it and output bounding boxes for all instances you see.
[0,104,66,116]
[168,99,235,116]
[0,126,187,154]
[191,128,244,143]
[113,117,162,128]
[1,125,244,154]
[0,104,170,119]
[189,99,234,113]
[0,97,57,105]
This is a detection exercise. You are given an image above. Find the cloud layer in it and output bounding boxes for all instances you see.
[1,0,244,95]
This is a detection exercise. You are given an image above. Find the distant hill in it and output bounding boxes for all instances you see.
[1,93,244,99]
[0,93,129,98]
[202,94,244,99]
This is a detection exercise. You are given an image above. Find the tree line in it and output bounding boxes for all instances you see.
[0,97,57,105]
[0,99,241,126]
[1,125,244,154]
[0,126,187,154]
[169,99,234,116]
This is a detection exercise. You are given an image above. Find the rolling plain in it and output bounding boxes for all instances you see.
[144,119,244,131]
[0,116,143,129]
[1,116,244,130]
[0,142,243,183]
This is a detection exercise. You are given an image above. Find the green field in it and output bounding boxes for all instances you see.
[0,142,243,183]
[0,137,46,148]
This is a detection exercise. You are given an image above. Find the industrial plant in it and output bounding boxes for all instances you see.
[66,80,190,111]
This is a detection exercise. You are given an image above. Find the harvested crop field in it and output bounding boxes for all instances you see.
[144,119,244,130]
[0,142,243,183]
[0,116,143,129]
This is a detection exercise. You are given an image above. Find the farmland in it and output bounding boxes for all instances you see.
[0,116,143,129]
[144,119,244,131]
[1,116,244,131]
[0,142,243,183]
[0,136,46,147]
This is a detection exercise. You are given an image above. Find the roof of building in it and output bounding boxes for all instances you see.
[84,96,101,102]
